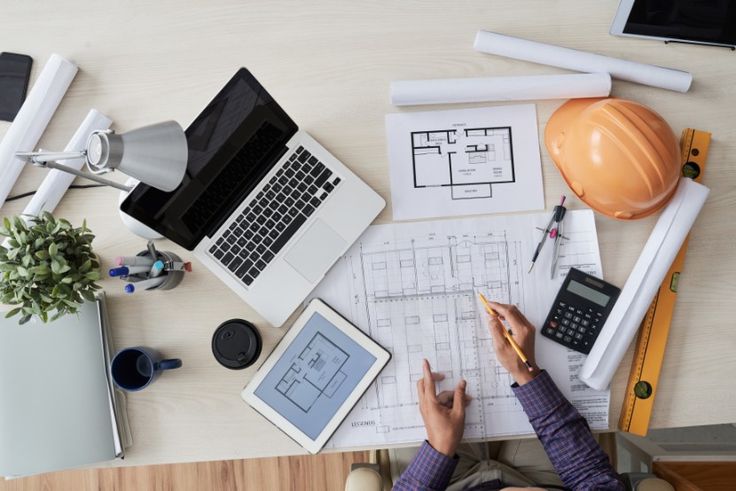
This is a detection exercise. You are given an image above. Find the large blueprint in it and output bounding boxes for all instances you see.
[311,209,610,449]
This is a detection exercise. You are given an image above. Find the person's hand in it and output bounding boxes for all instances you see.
[416,359,469,457]
[485,301,541,386]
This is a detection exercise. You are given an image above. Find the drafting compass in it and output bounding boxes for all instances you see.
[528,195,567,278]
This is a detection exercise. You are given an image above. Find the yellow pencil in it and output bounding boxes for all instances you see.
[478,293,534,372]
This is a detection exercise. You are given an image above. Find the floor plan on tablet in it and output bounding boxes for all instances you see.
[388,105,544,221]
[276,333,349,412]
[412,127,514,200]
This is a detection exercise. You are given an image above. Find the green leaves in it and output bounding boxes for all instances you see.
[79,259,92,273]
[0,213,99,324]
[4,307,22,318]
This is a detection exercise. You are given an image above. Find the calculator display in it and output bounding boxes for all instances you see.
[567,280,610,307]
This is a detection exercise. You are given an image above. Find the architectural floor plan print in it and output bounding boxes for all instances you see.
[412,127,514,200]
[388,105,544,221]
[311,210,611,448]
[275,333,349,412]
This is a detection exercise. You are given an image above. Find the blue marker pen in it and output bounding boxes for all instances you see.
[109,265,151,277]
[124,276,166,293]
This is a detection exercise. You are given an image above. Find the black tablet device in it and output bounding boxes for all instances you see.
[611,0,736,48]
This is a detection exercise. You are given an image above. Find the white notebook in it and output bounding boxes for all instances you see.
[0,295,129,477]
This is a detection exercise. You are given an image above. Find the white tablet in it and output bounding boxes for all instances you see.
[241,299,390,454]
[611,0,736,48]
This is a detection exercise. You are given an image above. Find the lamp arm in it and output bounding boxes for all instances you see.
[16,150,88,162]
[41,161,133,192]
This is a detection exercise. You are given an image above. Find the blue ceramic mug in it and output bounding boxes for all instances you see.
[111,347,182,391]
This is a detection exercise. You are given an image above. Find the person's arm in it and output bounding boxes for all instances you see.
[392,440,458,491]
[486,302,624,491]
[393,360,468,491]
[512,370,622,490]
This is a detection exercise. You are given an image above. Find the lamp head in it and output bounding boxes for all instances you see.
[85,121,188,192]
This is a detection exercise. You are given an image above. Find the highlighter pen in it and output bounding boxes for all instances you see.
[115,256,154,267]
[109,265,152,277]
[124,276,166,294]
[149,260,165,278]
[478,293,534,372]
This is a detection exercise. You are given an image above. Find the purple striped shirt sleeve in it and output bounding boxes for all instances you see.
[392,440,458,491]
[512,370,624,491]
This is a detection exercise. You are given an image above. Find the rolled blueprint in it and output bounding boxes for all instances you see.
[390,73,611,106]
[474,31,693,93]
[0,54,78,209]
[22,110,113,217]
[579,178,710,391]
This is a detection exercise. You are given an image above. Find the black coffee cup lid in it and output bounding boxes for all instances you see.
[212,319,262,370]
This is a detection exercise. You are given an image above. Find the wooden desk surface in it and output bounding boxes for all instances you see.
[1,0,735,467]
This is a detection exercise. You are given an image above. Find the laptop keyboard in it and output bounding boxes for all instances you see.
[208,146,341,286]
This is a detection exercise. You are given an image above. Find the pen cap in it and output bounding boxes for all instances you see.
[211,319,262,370]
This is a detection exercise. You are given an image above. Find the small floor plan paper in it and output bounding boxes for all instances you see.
[310,210,610,449]
[387,104,544,221]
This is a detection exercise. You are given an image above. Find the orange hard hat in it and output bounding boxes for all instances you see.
[545,98,680,220]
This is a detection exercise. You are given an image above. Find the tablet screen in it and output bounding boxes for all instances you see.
[254,312,377,440]
[623,0,736,46]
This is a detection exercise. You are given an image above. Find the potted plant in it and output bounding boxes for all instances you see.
[0,213,101,324]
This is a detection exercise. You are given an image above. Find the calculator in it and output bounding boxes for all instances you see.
[541,268,621,354]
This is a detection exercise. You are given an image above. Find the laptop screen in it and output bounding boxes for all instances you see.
[120,68,298,250]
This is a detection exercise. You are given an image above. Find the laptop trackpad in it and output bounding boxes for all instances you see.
[285,219,346,283]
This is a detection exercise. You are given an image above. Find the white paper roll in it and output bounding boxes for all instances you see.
[22,109,113,217]
[390,73,611,106]
[474,31,693,93]
[0,54,78,209]
[579,178,710,391]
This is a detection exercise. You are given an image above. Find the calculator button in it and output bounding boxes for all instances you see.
[570,322,579,330]
[555,331,564,339]
[544,328,554,335]
[563,335,572,343]
[581,319,590,327]
[567,329,576,336]
[548,320,559,328]
[561,318,570,326]
[559,302,567,308]
[578,326,587,333]
[568,306,575,312]
[564,312,573,319]
[576,309,583,315]
[596,312,603,317]
[575,333,583,340]
[573,316,581,323]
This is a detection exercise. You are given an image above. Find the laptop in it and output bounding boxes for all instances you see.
[120,68,385,326]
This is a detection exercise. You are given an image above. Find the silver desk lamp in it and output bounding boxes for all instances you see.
[17,121,188,193]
